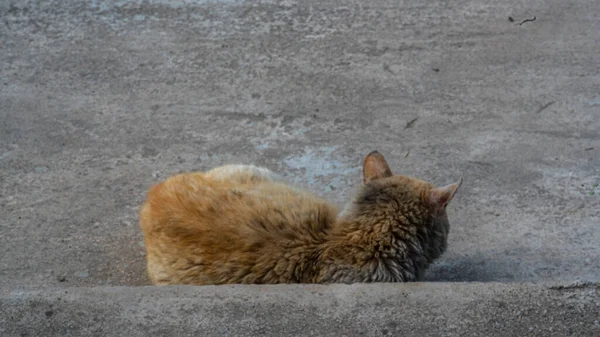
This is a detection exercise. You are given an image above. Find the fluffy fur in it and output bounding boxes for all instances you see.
[139,151,461,285]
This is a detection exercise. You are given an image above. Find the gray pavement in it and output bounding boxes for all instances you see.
[1,0,599,335]
[1,282,599,337]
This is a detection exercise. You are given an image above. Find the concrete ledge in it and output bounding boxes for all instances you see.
[2,282,599,336]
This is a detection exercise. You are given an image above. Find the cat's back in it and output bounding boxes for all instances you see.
[139,166,338,284]
[140,167,337,237]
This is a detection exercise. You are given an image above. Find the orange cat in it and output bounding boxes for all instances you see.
[139,151,461,285]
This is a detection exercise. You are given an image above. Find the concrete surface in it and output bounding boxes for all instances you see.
[1,282,599,337]
[0,0,599,334]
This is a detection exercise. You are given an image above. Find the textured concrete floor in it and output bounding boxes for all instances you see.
[1,0,599,336]
[1,0,599,291]
[2,282,599,337]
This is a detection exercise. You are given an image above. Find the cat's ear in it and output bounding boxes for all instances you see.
[429,178,463,209]
[363,150,393,184]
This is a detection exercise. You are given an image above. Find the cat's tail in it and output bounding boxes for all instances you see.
[205,164,281,183]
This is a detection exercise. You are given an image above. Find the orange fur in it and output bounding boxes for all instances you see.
[139,152,461,285]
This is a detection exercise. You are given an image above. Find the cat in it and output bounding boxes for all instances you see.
[139,150,462,285]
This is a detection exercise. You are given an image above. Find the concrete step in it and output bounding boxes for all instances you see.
[2,282,599,337]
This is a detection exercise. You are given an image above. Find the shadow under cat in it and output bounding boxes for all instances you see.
[423,249,588,282]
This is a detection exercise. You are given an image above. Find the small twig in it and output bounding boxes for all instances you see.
[405,117,419,129]
[585,147,594,151]
[404,150,410,158]
[516,16,536,26]
[536,101,555,113]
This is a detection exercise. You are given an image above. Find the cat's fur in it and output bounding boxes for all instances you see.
[139,151,461,285]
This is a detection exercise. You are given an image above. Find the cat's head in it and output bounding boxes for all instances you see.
[353,150,462,261]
